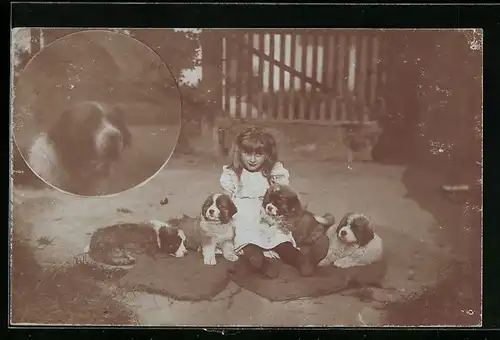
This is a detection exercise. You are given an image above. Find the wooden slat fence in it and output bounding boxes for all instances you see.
[219,29,385,126]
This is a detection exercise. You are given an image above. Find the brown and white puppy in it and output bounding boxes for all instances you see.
[198,193,239,265]
[261,184,335,265]
[318,212,383,268]
[157,193,239,266]
[84,220,187,268]
[26,101,132,195]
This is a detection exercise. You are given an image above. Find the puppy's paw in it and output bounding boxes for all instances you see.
[223,252,239,262]
[203,254,217,266]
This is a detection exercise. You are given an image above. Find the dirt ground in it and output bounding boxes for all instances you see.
[10,149,480,326]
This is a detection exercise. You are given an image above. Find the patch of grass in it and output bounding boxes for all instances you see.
[11,235,137,325]
[36,236,56,248]
[116,207,133,214]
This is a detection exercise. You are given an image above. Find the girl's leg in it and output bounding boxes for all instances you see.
[242,244,279,279]
[273,242,315,277]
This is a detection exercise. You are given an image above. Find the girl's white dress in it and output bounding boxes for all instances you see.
[220,162,297,258]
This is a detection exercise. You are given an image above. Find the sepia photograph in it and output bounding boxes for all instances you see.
[10,28,482,327]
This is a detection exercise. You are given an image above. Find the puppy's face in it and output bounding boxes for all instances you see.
[336,212,374,247]
[201,193,238,224]
[262,184,302,218]
[157,226,188,258]
[48,101,132,171]
[94,104,132,160]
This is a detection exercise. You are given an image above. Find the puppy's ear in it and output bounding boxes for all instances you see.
[201,195,214,218]
[226,196,238,218]
[354,220,374,247]
[157,226,176,253]
[286,194,302,213]
[47,109,75,146]
[218,194,237,220]
[335,213,352,235]
[262,187,272,207]
[49,106,102,151]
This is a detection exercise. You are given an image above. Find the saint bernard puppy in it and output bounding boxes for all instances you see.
[153,193,239,266]
[84,220,188,268]
[25,101,132,196]
[318,212,383,268]
[84,194,239,268]
[261,184,336,266]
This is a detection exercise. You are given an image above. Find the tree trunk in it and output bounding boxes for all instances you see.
[372,30,421,163]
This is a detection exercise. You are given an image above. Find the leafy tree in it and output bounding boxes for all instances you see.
[373,29,482,179]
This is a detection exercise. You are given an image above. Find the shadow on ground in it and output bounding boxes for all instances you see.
[10,219,137,325]
[382,161,482,326]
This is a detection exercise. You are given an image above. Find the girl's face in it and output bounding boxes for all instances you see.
[240,150,267,172]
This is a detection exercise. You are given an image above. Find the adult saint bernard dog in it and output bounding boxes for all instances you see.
[25,101,132,196]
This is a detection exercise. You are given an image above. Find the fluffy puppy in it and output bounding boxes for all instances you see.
[86,194,239,267]
[85,220,187,268]
[261,184,336,265]
[25,101,132,195]
[199,193,239,265]
[318,212,383,268]
[161,193,240,266]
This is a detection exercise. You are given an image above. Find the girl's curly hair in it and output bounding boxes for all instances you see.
[227,126,279,182]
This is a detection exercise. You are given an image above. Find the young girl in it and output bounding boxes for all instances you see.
[220,126,314,278]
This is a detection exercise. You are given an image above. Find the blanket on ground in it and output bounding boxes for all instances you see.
[119,253,232,301]
[229,258,386,302]
[229,225,458,301]
[81,224,459,302]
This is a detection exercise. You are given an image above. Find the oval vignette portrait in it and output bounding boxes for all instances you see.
[12,28,182,197]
